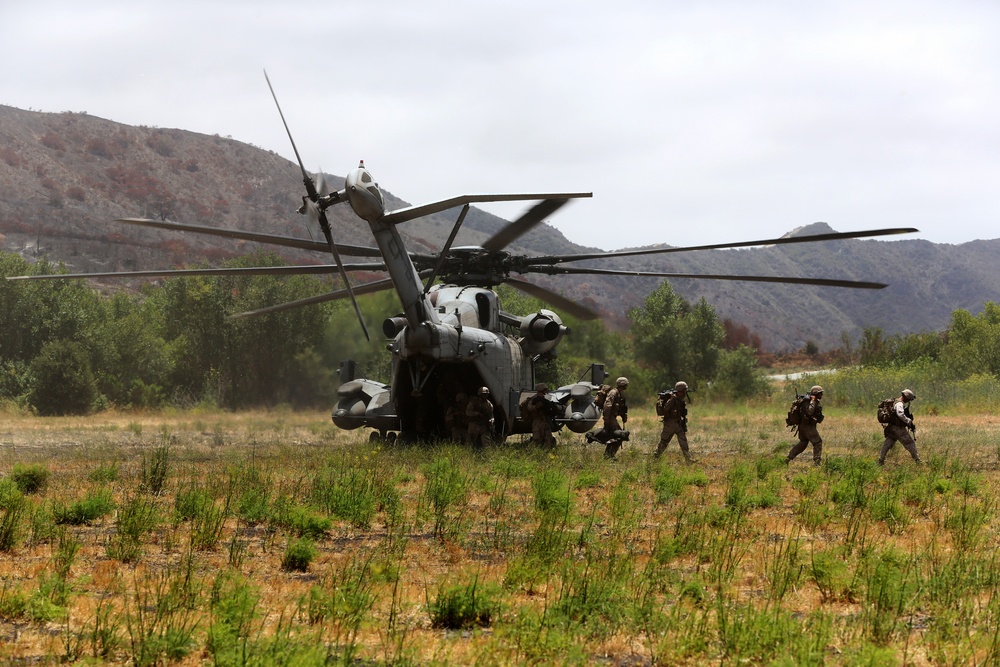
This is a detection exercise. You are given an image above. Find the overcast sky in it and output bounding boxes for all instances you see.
[3,0,998,251]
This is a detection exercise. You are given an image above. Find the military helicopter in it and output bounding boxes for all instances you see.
[9,74,918,444]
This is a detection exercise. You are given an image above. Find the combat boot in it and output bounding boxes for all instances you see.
[604,440,622,460]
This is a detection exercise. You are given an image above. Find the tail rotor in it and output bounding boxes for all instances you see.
[264,70,370,341]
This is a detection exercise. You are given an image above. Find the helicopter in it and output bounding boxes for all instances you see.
[8,73,918,444]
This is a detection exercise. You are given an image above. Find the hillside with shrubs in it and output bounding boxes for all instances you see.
[3,104,1000,355]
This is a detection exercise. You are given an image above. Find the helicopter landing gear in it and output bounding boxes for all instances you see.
[369,430,397,445]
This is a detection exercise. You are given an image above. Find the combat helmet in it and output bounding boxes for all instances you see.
[534,383,548,392]
[479,386,490,396]
[901,389,916,401]
[810,385,824,396]
[616,377,630,388]
[674,381,688,391]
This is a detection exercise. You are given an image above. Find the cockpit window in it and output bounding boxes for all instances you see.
[361,172,372,184]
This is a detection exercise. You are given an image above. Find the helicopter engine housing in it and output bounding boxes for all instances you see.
[519,309,567,356]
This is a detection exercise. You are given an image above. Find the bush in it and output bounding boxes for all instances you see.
[713,345,772,400]
[141,446,170,495]
[428,576,503,629]
[53,488,115,525]
[281,538,317,572]
[11,464,50,494]
[27,340,98,416]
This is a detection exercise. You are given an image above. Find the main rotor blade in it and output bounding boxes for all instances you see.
[6,263,387,281]
[523,266,887,289]
[506,277,600,320]
[381,192,591,225]
[528,227,919,266]
[315,206,371,340]
[265,70,371,340]
[114,218,382,257]
[424,204,470,293]
[264,69,319,201]
[482,198,569,252]
[119,217,434,263]
[230,278,397,320]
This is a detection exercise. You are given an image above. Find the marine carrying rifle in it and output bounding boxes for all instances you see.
[657,388,693,431]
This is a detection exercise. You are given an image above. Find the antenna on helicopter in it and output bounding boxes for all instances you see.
[263,69,371,341]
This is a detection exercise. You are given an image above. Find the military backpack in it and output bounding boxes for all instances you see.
[785,395,809,428]
[655,390,675,417]
[594,385,611,410]
[876,398,895,425]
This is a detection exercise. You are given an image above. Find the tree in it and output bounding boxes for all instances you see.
[682,298,725,381]
[28,340,98,415]
[84,292,173,407]
[0,253,101,363]
[713,345,771,400]
[940,302,1000,378]
[629,282,724,389]
[629,281,690,388]
[146,251,335,408]
[859,327,891,367]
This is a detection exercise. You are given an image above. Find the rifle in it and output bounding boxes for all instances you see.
[658,388,696,402]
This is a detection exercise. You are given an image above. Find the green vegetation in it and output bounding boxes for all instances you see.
[1,250,336,412]
[0,408,998,664]
[8,247,1000,413]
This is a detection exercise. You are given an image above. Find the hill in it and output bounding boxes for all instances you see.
[2,105,999,351]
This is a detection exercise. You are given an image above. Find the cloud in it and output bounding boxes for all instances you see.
[2,0,998,250]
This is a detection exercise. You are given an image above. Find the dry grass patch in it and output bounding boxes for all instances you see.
[1,408,1000,664]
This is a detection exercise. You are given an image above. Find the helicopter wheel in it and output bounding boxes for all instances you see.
[385,432,397,446]
[368,431,383,444]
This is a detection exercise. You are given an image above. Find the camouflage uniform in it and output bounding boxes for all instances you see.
[601,378,629,459]
[786,386,824,465]
[466,390,494,448]
[655,382,691,461]
[520,384,556,447]
[879,390,921,464]
[445,392,468,443]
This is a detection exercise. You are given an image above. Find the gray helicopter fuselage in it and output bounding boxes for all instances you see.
[329,163,601,441]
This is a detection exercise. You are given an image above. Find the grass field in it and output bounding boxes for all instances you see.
[2,404,1000,665]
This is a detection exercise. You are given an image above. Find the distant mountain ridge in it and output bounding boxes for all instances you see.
[2,104,998,351]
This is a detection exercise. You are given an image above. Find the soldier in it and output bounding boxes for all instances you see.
[879,389,922,465]
[466,386,494,448]
[445,391,468,443]
[655,381,693,462]
[786,385,825,466]
[601,376,630,459]
[520,383,556,447]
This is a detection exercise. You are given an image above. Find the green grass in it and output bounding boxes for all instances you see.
[1,406,1000,664]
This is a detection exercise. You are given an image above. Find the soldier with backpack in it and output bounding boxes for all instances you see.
[520,383,557,447]
[878,389,922,465]
[785,385,825,465]
[584,377,631,459]
[655,381,694,462]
